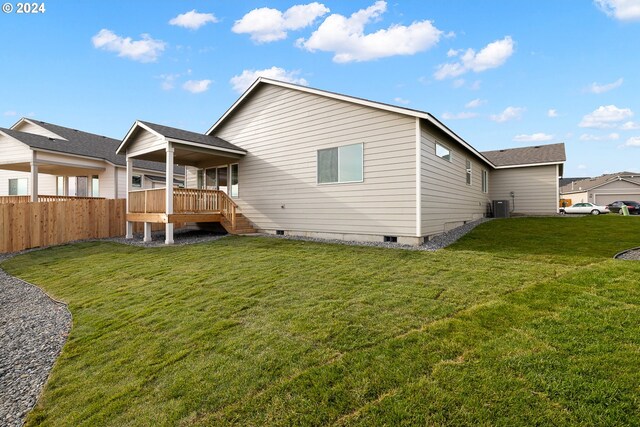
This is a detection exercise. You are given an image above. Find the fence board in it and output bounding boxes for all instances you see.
[0,199,127,254]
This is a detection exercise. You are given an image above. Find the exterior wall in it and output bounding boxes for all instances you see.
[185,166,199,188]
[13,121,63,139]
[126,128,164,157]
[0,134,32,164]
[213,84,417,238]
[420,121,490,236]
[0,170,56,196]
[490,164,559,214]
[561,191,588,204]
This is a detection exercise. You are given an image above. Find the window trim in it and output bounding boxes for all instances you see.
[8,177,28,196]
[465,159,472,186]
[435,142,452,162]
[317,142,364,185]
[481,169,488,193]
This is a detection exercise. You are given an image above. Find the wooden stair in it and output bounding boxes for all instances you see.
[221,213,257,234]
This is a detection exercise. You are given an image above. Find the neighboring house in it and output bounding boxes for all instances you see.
[119,78,566,245]
[0,118,184,200]
[559,172,640,205]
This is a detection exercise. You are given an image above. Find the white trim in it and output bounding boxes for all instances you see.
[166,138,247,156]
[415,117,421,238]
[494,161,564,169]
[556,164,560,213]
[117,121,164,155]
[206,77,494,167]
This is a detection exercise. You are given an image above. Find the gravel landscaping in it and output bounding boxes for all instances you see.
[0,254,72,427]
[615,247,640,260]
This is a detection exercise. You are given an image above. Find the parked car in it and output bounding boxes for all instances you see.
[560,202,610,215]
[606,200,640,215]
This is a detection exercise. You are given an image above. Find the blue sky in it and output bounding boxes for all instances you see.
[1,0,639,177]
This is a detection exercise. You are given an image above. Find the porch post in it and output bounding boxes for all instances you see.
[143,222,152,242]
[30,152,38,202]
[165,142,174,244]
[125,156,133,239]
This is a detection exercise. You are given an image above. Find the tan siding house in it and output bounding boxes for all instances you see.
[116,78,566,245]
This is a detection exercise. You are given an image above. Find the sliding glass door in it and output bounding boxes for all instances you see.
[205,166,229,194]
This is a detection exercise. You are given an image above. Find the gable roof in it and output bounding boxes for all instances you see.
[137,121,245,153]
[481,143,566,168]
[560,171,640,194]
[4,119,183,174]
[206,77,495,167]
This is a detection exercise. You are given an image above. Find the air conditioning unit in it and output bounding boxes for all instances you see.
[492,200,510,218]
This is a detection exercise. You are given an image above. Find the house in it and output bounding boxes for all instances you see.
[118,78,566,245]
[559,172,640,205]
[0,119,184,201]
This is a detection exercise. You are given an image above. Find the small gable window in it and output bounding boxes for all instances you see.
[436,143,451,162]
[465,159,472,185]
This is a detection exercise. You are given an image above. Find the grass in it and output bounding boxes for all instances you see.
[2,215,639,426]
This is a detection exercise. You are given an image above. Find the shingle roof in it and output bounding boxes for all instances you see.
[560,171,640,193]
[3,120,183,174]
[481,143,566,167]
[139,121,246,153]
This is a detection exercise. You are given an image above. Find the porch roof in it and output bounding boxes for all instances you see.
[118,121,246,167]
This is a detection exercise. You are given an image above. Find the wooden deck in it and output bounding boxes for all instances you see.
[127,188,255,234]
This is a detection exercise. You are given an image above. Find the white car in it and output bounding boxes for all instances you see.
[560,202,610,215]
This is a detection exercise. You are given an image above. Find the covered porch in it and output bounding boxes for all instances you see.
[118,121,251,244]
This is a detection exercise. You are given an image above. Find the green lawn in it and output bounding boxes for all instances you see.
[3,216,640,426]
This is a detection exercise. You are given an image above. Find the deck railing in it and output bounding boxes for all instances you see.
[128,188,237,228]
[0,195,105,204]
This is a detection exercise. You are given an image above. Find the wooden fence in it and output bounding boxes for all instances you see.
[0,199,126,253]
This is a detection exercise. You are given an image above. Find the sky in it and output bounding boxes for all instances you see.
[1,0,639,177]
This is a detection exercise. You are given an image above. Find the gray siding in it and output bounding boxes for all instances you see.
[13,121,63,139]
[490,165,558,214]
[213,84,417,237]
[420,122,489,236]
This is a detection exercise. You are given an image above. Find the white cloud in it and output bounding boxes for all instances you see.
[624,136,640,146]
[394,97,410,105]
[92,29,165,62]
[513,133,554,142]
[232,3,329,43]
[595,0,640,21]
[547,109,558,118]
[579,133,620,141]
[447,48,460,57]
[182,79,212,94]
[3,111,17,117]
[621,121,640,130]
[434,36,514,80]
[579,105,633,128]
[230,67,308,93]
[452,79,465,88]
[297,1,443,63]
[489,106,524,123]
[169,10,219,30]
[441,111,478,120]
[465,98,486,109]
[586,77,623,94]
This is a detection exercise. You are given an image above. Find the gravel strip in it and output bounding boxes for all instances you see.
[260,218,492,251]
[0,254,72,427]
[107,229,228,248]
[615,248,640,260]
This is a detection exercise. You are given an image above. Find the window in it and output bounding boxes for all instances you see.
[9,178,27,195]
[317,143,363,184]
[205,168,217,189]
[482,169,488,193]
[436,143,451,161]
[92,175,99,197]
[76,176,88,197]
[56,176,64,196]
[132,175,142,188]
[230,164,239,197]
[196,169,204,189]
[465,159,472,185]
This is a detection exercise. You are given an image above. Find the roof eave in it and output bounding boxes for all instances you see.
[493,160,565,169]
